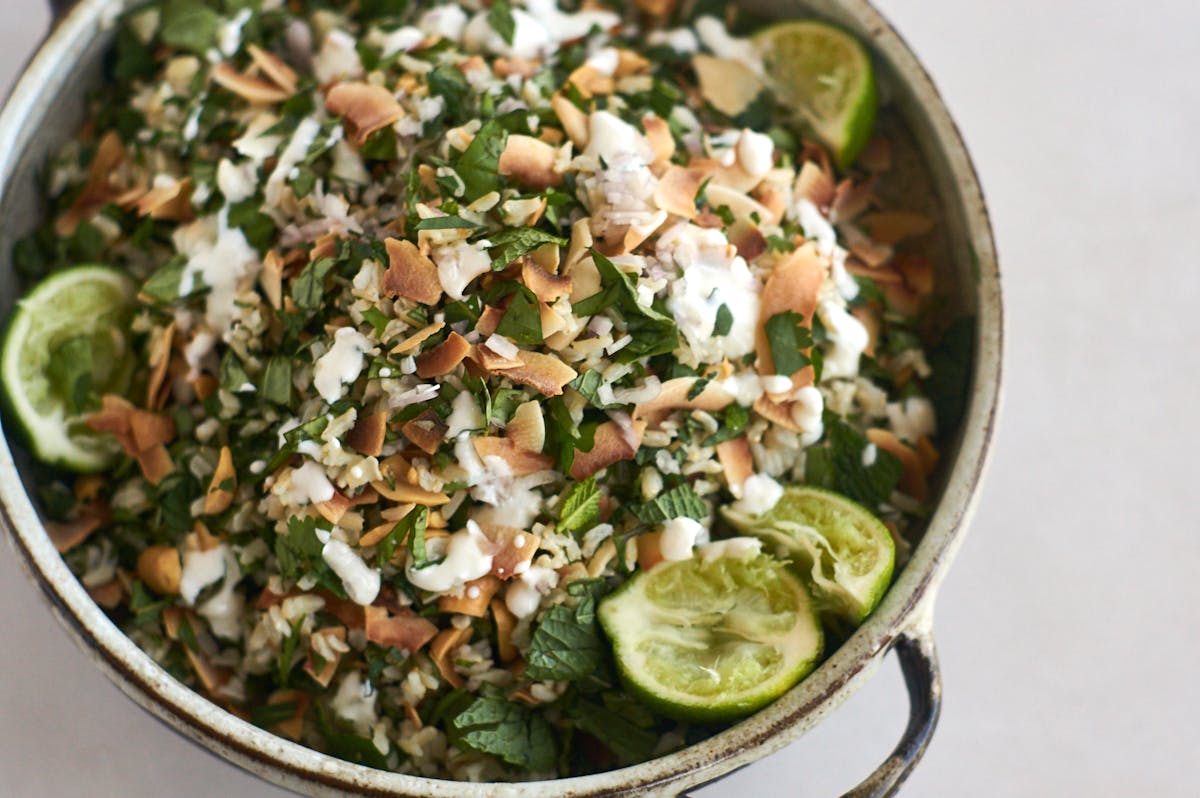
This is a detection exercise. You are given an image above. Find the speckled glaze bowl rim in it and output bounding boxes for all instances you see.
[0,0,1002,795]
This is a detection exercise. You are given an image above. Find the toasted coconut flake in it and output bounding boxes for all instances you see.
[474,306,505,338]
[58,131,126,235]
[473,436,554,477]
[753,394,802,432]
[186,647,232,694]
[915,435,941,474]
[415,331,471,378]
[894,254,934,296]
[303,627,346,688]
[438,575,501,617]
[135,177,194,221]
[539,303,567,339]
[247,44,298,95]
[755,244,825,378]
[137,545,182,595]
[88,579,124,609]
[310,233,340,263]
[202,446,236,515]
[259,250,284,310]
[859,212,934,246]
[521,260,572,302]
[830,177,877,223]
[716,438,755,493]
[320,591,367,630]
[384,238,443,305]
[704,183,773,225]
[552,92,589,149]
[146,322,177,409]
[642,115,675,168]
[430,626,471,688]
[211,62,292,104]
[364,605,439,652]
[137,444,175,485]
[499,351,577,396]
[498,134,563,190]
[795,160,836,209]
[315,491,353,525]
[530,240,559,272]
[401,409,448,455]
[129,409,176,452]
[654,166,704,219]
[494,56,543,78]
[882,280,921,317]
[491,598,518,663]
[843,225,894,269]
[692,54,764,117]
[635,377,735,421]
[566,63,615,98]
[192,374,218,402]
[326,82,405,146]
[569,419,646,480]
[867,429,928,502]
[46,505,106,554]
[345,411,386,457]
[391,321,445,354]
[728,220,768,262]
[506,401,546,453]
[86,394,136,453]
[587,538,617,578]
[634,0,677,14]
[371,478,450,506]
[266,690,311,740]
[472,343,524,372]
[851,307,881,357]
[485,526,541,580]
[636,530,665,572]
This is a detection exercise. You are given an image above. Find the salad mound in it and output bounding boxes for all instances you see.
[6,0,945,781]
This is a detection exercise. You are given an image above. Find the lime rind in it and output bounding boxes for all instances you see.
[598,554,823,723]
[1,265,136,472]
[724,486,895,627]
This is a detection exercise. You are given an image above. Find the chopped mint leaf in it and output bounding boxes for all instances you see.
[824,418,903,508]
[160,0,219,56]
[703,403,750,446]
[487,227,568,271]
[260,356,292,406]
[316,705,390,770]
[455,119,507,200]
[629,484,707,523]
[764,311,814,377]
[713,303,734,336]
[291,257,337,311]
[141,255,190,303]
[219,350,253,394]
[557,476,600,536]
[414,215,484,231]
[525,580,610,682]
[488,388,526,426]
[377,505,428,569]
[487,0,517,46]
[447,685,558,772]
[494,287,543,345]
[227,200,276,253]
[567,695,659,765]
[361,306,390,336]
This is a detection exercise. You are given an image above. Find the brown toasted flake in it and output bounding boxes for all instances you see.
[752,183,789,227]
[309,233,340,263]
[615,49,651,77]
[587,538,618,578]
[46,505,107,554]
[539,302,567,339]
[521,260,572,302]
[265,690,310,740]
[915,435,941,474]
[882,280,921,317]
[456,55,487,74]
[303,627,346,688]
[498,135,563,190]
[259,250,284,310]
[566,63,615,98]
[314,491,353,525]
[473,436,554,477]
[371,479,450,506]
[137,545,182,596]
[191,520,221,552]
[211,62,292,104]
[753,394,801,432]
[365,605,439,652]
[247,44,298,95]
[438,575,501,617]
[692,54,764,117]
[191,374,218,402]
[129,409,176,453]
[203,446,236,516]
[494,56,542,78]
[654,166,704,219]
[859,211,934,246]
[851,307,881,357]
[146,322,176,409]
[415,331,470,378]
[86,394,136,453]
[58,131,127,236]
[326,82,405,146]
[728,220,768,262]
[636,530,666,572]
[401,409,448,455]
[795,159,836,209]
[473,305,504,338]
[635,377,735,422]
[894,254,934,296]
[756,244,825,379]
[75,477,104,504]
[345,411,386,457]
[429,626,471,688]
[716,438,755,493]
[390,321,445,354]
[135,177,194,221]
[843,224,894,268]
[384,238,443,305]
[137,444,175,486]
[491,598,518,663]
[552,92,590,149]
[830,177,876,223]
[186,648,232,694]
[867,429,928,502]
[506,401,545,453]
[472,343,524,372]
[569,419,646,480]
[704,183,773,225]
[88,579,124,609]
[511,688,540,706]
[634,0,677,15]
[359,518,402,549]
[499,350,577,396]
[642,114,675,169]
[557,562,589,585]
[530,240,558,273]
[485,526,541,580]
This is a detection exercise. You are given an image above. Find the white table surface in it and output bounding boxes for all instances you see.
[2,1,1198,796]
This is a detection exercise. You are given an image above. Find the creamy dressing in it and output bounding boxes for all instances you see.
[373,26,425,58]
[694,15,762,72]
[312,29,364,84]
[862,443,878,467]
[790,385,825,446]
[647,27,699,54]
[266,117,321,207]
[659,517,705,561]
[818,299,870,379]
[196,547,244,640]
[174,212,260,339]
[585,47,620,77]
[417,5,469,42]
[886,397,937,442]
[216,158,257,204]
[233,114,284,164]
[180,544,227,605]
[730,473,784,515]
[313,327,375,403]
[736,129,775,179]
[407,521,494,594]
[331,671,377,736]
[218,8,253,58]
[504,564,559,619]
[322,538,382,605]
[289,461,336,504]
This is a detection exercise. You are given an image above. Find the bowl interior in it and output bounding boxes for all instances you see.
[0,1,1000,795]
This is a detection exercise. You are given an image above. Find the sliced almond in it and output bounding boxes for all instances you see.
[654,165,704,219]
[484,526,541,580]
[755,244,825,379]
[506,401,545,453]
[326,81,405,146]
[247,44,298,95]
[494,56,543,78]
[429,626,471,688]
[867,429,928,502]
[346,411,387,457]
[521,260,572,302]
[415,331,471,378]
[915,435,941,474]
[498,134,563,190]
[569,419,646,480]
[364,605,439,652]
[497,350,577,396]
[203,445,236,515]
[704,183,773,225]
[692,54,764,117]
[384,238,443,306]
[438,575,501,617]
[551,92,589,149]
[491,598,518,663]
[473,436,554,477]
[212,62,292,104]
[371,479,450,506]
[716,437,755,493]
[390,321,445,354]
[135,177,194,221]
[401,409,448,455]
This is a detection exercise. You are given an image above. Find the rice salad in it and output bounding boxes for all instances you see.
[17,0,946,780]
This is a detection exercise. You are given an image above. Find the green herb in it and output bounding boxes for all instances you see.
[525,580,611,682]
[454,119,507,200]
[567,370,607,408]
[686,376,712,401]
[629,484,707,523]
[494,288,543,345]
[425,65,471,123]
[276,616,305,686]
[219,350,253,394]
[376,505,428,569]
[251,700,300,730]
[260,356,293,406]
[557,476,600,535]
[141,255,190,303]
[359,127,397,161]
[567,694,659,766]
[925,315,974,436]
[488,388,526,425]
[128,580,170,627]
[414,215,484,231]
[291,257,338,311]
[487,0,517,45]
[704,403,750,446]
[316,705,390,770]
[275,516,345,596]
[575,252,679,362]
[820,418,903,508]
[447,685,558,772]
[487,227,568,271]
[46,335,95,415]
[713,303,734,336]
[227,200,276,253]
[160,0,219,56]
[764,311,814,377]
[361,306,390,336]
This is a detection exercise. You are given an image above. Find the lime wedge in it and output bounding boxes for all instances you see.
[724,486,895,627]
[1,265,136,471]
[755,21,878,169]
[598,552,823,722]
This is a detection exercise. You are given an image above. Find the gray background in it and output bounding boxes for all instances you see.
[2,0,1197,795]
